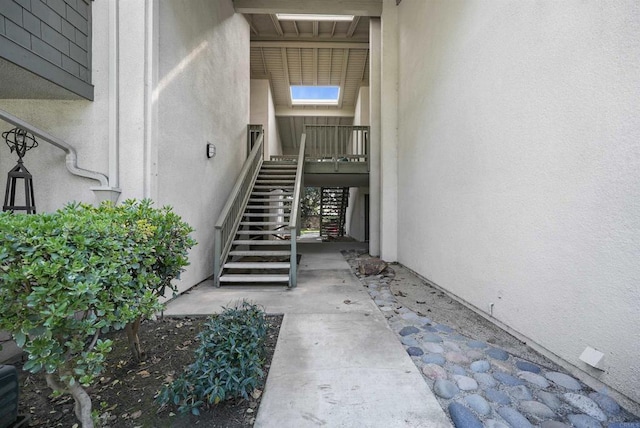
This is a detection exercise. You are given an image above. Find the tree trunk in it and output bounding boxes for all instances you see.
[125,317,145,361]
[46,373,94,428]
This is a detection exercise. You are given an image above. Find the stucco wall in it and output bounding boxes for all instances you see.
[0,0,111,212]
[250,79,281,159]
[396,0,640,403]
[156,0,249,294]
[346,86,369,241]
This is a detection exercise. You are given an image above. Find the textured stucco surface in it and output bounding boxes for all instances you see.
[396,0,640,404]
[156,0,249,294]
[250,78,281,159]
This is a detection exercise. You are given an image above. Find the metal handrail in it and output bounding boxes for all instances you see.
[213,132,264,287]
[0,108,110,188]
[288,133,306,288]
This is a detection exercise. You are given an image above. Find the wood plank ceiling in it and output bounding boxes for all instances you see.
[247,13,370,153]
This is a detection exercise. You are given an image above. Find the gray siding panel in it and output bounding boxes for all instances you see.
[41,21,68,54]
[23,11,40,36]
[31,0,61,31]
[5,19,30,48]
[0,0,92,99]
[2,1,23,25]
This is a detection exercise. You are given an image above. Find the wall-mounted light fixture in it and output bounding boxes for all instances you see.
[206,143,216,159]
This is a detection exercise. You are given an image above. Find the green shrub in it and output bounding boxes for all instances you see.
[0,199,195,427]
[157,301,268,415]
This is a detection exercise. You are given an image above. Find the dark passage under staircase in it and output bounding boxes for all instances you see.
[320,187,349,238]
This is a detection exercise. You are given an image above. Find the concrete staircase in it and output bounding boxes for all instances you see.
[218,161,298,285]
[320,187,349,238]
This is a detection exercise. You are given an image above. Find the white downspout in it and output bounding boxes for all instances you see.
[108,0,120,193]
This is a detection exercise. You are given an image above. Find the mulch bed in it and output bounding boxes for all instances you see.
[15,314,282,427]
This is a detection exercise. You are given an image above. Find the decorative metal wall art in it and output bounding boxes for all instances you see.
[3,127,38,214]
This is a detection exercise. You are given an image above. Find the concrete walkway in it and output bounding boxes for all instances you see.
[165,242,451,428]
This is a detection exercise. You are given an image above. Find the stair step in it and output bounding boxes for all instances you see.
[246,204,291,210]
[236,230,290,235]
[262,163,296,168]
[243,213,290,218]
[251,192,293,196]
[255,180,295,184]
[258,174,296,178]
[254,185,294,189]
[239,221,288,226]
[219,274,290,283]
[248,198,292,203]
[229,250,291,256]
[224,262,291,269]
[232,240,289,245]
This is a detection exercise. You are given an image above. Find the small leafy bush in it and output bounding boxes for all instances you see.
[0,199,195,427]
[157,301,268,415]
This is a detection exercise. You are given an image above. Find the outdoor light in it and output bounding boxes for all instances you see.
[3,127,38,213]
[206,142,216,159]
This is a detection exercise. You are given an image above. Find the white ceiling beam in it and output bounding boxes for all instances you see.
[246,15,259,35]
[233,0,382,17]
[252,41,368,49]
[289,117,297,148]
[347,16,360,37]
[276,107,355,117]
[269,14,284,36]
[313,21,319,37]
[338,49,350,108]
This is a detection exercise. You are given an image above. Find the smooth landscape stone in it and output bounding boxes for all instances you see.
[540,422,570,428]
[485,388,511,405]
[484,420,509,428]
[517,371,550,388]
[407,346,424,356]
[397,307,411,314]
[422,353,446,366]
[399,326,420,336]
[562,393,607,422]
[515,360,541,373]
[416,316,432,325]
[491,359,514,373]
[422,325,439,332]
[470,360,491,373]
[588,392,620,415]
[494,371,525,386]
[449,365,467,376]
[567,414,602,428]
[509,385,533,400]
[422,363,448,380]
[538,391,562,410]
[608,424,640,428]
[445,352,470,364]
[545,372,582,390]
[519,400,556,419]
[443,341,463,353]
[466,350,485,361]
[486,347,510,361]
[467,340,488,349]
[423,342,445,353]
[474,373,497,389]
[454,375,478,391]
[464,394,491,415]
[423,333,444,343]
[401,312,421,321]
[448,334,469,341]
[401,336,419,347]
[435,324,455,333]
[448,402,483,428]
[497,407,533,428]
[434,379,460,399]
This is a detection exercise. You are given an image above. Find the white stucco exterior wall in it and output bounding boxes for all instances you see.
[250,79,281,159]
[396,0,640,404]
[156,0,250,294]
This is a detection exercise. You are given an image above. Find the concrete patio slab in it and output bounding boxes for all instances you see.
[164,242,451,427]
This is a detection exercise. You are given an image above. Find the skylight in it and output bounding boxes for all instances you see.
[290,86,340,105]
[276,14,354,22]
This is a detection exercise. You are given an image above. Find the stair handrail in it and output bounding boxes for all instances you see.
[213,131,264,287]
[288,133,306,288]
[0,108,110,188]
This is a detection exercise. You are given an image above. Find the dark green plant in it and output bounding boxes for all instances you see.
[157,301,268,415]
[0,199,195,428]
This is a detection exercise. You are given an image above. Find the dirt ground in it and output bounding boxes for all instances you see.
[16,315,282,428]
